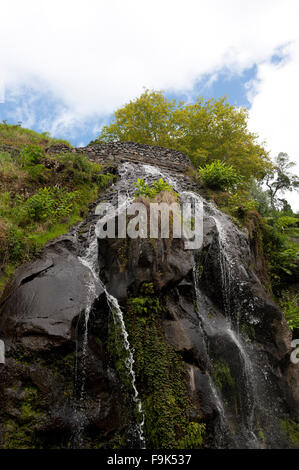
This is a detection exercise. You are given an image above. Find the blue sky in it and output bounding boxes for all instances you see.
[0,0,298,208]
[0,66,257,147]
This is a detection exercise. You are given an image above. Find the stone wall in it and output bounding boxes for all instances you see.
[46,141,194,173]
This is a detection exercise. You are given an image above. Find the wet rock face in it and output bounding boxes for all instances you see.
[0,236,97,345]
[0,142,298,449]
[0,237,125,449]
[99,236,194,301]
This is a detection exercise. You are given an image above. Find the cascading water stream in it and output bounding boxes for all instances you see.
[72,234,99,447]
[74,171,146,447]
[142,163,237,446]
[142,162,263,447]
[192,264,232,448]
[76,231,146,448]
[104,290,146,448]
[75,161,265,448]
[210,215,260,446]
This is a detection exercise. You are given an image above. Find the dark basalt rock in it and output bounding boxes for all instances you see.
[0,236,125,449]
[0,142,298,449]
[0,236,104,345]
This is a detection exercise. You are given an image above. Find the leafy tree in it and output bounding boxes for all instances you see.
[99,89,183,146]
[265,152,299,209]
[248,179,272,217]
[96,89,270,181]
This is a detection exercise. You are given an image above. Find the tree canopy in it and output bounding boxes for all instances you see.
[96,89,271,181]
[265,152,299,209]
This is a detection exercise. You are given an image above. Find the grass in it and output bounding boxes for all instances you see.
[0,123,71,149]
[0,127,116,296]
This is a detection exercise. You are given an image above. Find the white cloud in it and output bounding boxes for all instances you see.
[1,0,299,115]
[247,41,299,210]
[0,1,299,208]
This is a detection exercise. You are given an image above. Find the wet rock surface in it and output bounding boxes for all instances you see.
[0,142,298,449]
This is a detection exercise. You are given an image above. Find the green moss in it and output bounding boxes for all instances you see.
[256,416,265,447]
[177,422,206,449]
[240,323,256,342]
[112,432,127,449]
[280,419,299,447]
[4,385,45,449]
[125,287,204,449]
[117,239,129,266]
[107,314,132,395]
[208,308,215,319]
[43,351,75,381]
[106,283,205,449]
[129,283,161,317]
[211,359,235,393]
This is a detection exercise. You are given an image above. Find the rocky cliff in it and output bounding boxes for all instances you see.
[0,142,298,449]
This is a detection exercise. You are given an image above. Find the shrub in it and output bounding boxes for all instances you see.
[6,226,29,263]
[56,152,105,185]
[227,192,256,218]
[20,145,43,166]
[0,191,12,217]
[279,291,299,331]
[197,160,243,190]
[133,178,173,198]
[25,164,49,183]
[21,187,78,224]
[262,222,299,290]
[275,216,299,230]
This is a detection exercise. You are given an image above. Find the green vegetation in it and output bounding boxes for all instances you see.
[94,88,299,329]
[129,282,162,317]
[211,359,235,393]
[280,419,299,448]
[124,283,205,448]
[279,291,299,331]
[4,385,45,449]
[133,178,174,198]
[197,160,243,191]
[107,282,205,448]
[265,152,299,209]
[177,422,206,449]
[0,124,115,294]
[0,122,71,149]
[96,89,271,181]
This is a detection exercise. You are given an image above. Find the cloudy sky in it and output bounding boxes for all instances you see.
[0,0,298,208]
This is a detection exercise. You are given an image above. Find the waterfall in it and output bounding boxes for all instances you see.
[72,233,99,447]
[211,217,235,322]
[74,183,146,448]
[78,234,99,395]
[144,162,262,447]
[211,215,260,446]
[75,161,272,448]
[104,290,146,448]
[192,264,232,448]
